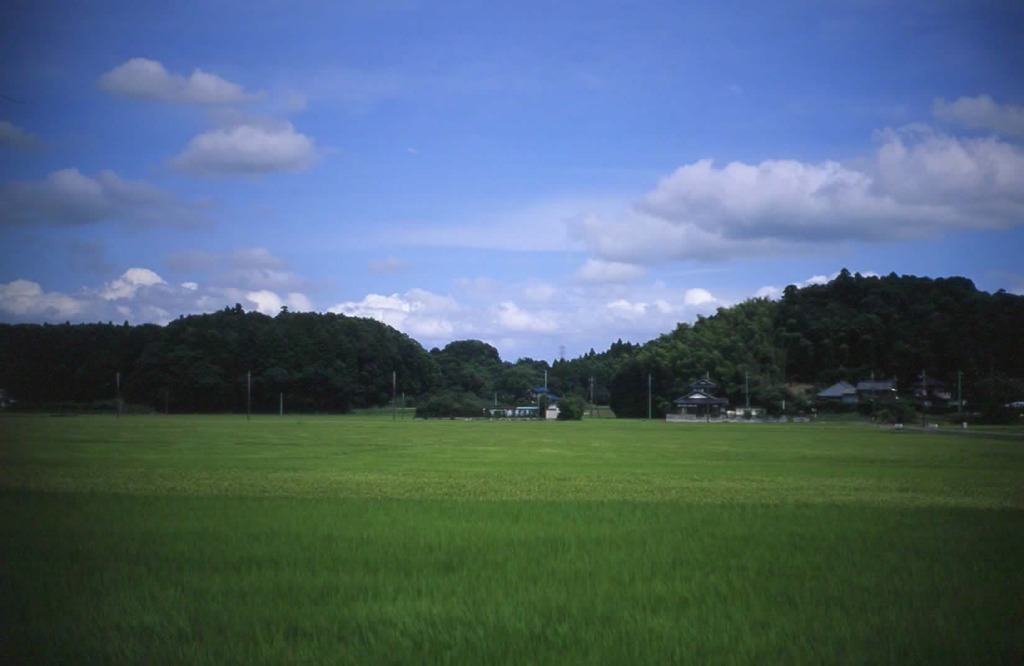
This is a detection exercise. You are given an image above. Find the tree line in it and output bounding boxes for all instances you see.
[1,271,1022,418]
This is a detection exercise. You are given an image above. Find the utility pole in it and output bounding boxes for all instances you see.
[392,371,397,421]
[921,369,926,428]
[247,370,251,421]
[647,373,652,420]
[745,370,750,410]
[590,375,594,417]
[279,392,283,416]
[957,370,963,421]
[116,371,121,419]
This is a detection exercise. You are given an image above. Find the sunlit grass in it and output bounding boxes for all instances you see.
[2,415,1022,662]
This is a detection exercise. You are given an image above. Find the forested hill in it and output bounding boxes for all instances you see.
[586,270,1024,417]
[1,271,1022,415]
[0,306,437,412]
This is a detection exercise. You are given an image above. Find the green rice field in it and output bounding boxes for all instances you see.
[1,415,1022,663]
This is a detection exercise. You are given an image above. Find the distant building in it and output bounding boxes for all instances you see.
[673,378,729,419]
[816,381,858,405]
[530,387,559,404]
[913,376,952,409]
[856,378,898,402]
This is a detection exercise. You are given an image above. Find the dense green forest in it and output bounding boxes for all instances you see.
[1,272,1022,418]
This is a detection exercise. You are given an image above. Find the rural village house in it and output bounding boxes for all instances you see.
[672,378,729,419]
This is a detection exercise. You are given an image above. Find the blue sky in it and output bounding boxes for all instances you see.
[2,0,1022,361]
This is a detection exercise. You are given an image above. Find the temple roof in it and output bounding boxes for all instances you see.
[674,390,729,406]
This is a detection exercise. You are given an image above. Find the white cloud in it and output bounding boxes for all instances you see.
[934,95,1024,138]
[0,279,83,318]
[0,168,205,227]
[572,124,1024,264]
[100,268,166,300]
[0,120,41,150]
[682,288,716,306]
[754,286,781,300]
[495,302,558,333]
[574,259,646,284]
[755,270,881,301]
[329,289,459,339]
[523,281,557,303]
[173,122,316,175]
[606,299,647,321]
[98,58,262,105]
[246,290,312,315]
[181,282,198,290]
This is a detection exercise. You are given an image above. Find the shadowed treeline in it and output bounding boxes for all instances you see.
[1,271,1022,417]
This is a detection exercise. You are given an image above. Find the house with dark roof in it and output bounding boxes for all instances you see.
[673,378,729,419]
[816,380,858,405]
[856,378,898,402]
[913,376,952,409]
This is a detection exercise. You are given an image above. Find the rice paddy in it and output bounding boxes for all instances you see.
[1,415,1021,663]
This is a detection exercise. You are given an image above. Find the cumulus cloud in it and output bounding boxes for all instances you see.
[0,120,41,150]
[0,168,206,227]
[754,286,781,300]
[0,279,83,318]
[246,290,312,315]
[329,289,459,339]
[0,264,313,326]
[495,302,558,333]
[573,121,1024,264]
[173,122,316,175]
[574,259,646,284]
[934,95,1024,138]
[606,298,648,322]
[98,58,262,105]
[523,281,557,303]
[682,288,715,306]
[100,268,167,300]
[755,270,880,301]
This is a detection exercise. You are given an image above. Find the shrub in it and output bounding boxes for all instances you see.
[556,395,586,421]
[875,399,917,424]
[415,391,485,418]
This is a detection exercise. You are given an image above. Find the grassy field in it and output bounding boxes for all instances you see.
[1,415,1022,663]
